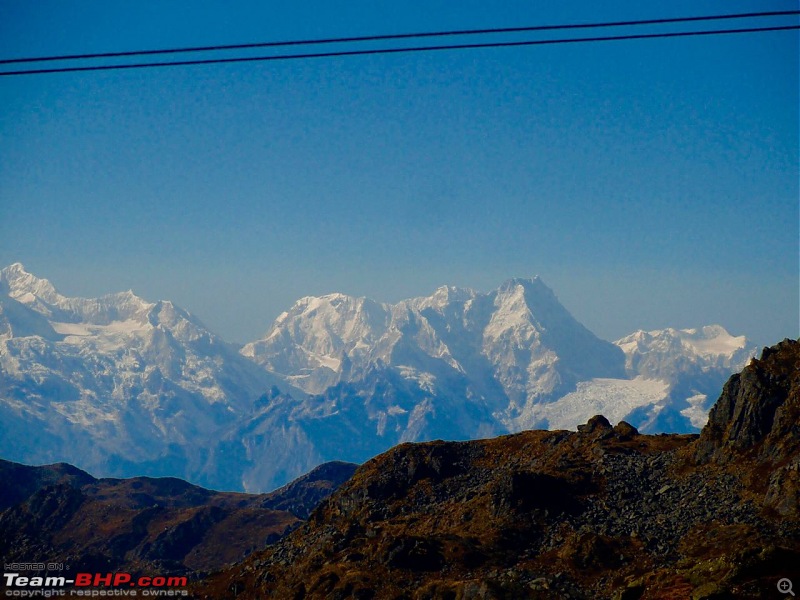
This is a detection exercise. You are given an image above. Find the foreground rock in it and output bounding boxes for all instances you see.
[201,339,800,599]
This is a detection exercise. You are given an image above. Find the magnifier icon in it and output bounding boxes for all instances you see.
[779,578,795,596]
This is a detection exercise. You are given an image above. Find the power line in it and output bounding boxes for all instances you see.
[0,24,797,77]
[0,10,797,66]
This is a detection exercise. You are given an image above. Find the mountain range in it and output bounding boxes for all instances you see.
[0,263,755,491]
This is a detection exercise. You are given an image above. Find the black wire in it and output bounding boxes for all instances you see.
[0,24,797,77]
[0,10,797,66]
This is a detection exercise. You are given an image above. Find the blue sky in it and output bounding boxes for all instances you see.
[0,1,797,346]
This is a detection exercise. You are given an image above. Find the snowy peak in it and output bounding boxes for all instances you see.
[0,293,61,341]
[410,285,477,311]
[269,293,390,340]
[64,290,154,326]
[495,276,559,308]
[486,276,591,341]
[308,293,389,342]
[0,263,157,326]
[616,325,755,380]
[242,292,392,393]
[478,277,626,417]
[1,262,62,305]
[486,281,534,338]
[497,275,545,293]
[0,265,249,371]
[678,325,749,359]
[243,284,489,395]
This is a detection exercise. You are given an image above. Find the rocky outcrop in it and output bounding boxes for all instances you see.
[693,339,800,519]
[695,338,800,464]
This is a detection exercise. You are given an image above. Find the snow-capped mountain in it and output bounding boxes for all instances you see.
[0,263,294,490]
[0,264,756,491]
[240,278,754,436]
[242,277,627,431]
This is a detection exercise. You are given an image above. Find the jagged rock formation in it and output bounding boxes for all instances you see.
[695,338,800,464]
[693,338,800,520]
[200,339,800,599]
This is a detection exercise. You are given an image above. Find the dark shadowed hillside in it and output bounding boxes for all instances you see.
[261,461,359,520]
[201,339,800,599]
[0,460,356,578]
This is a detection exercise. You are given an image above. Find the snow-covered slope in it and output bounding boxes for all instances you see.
[0,263,294,490]
[535,377,671,431]
[242,293,392,394]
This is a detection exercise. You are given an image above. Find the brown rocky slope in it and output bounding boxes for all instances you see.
[201,339,800,599]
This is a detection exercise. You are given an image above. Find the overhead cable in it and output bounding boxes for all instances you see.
[0,21,797,77]
[1,9,797,66]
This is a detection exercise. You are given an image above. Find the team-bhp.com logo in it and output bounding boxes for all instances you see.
[4,572,188,597]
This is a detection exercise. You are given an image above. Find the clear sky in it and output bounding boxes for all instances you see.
[0,1,797,347]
